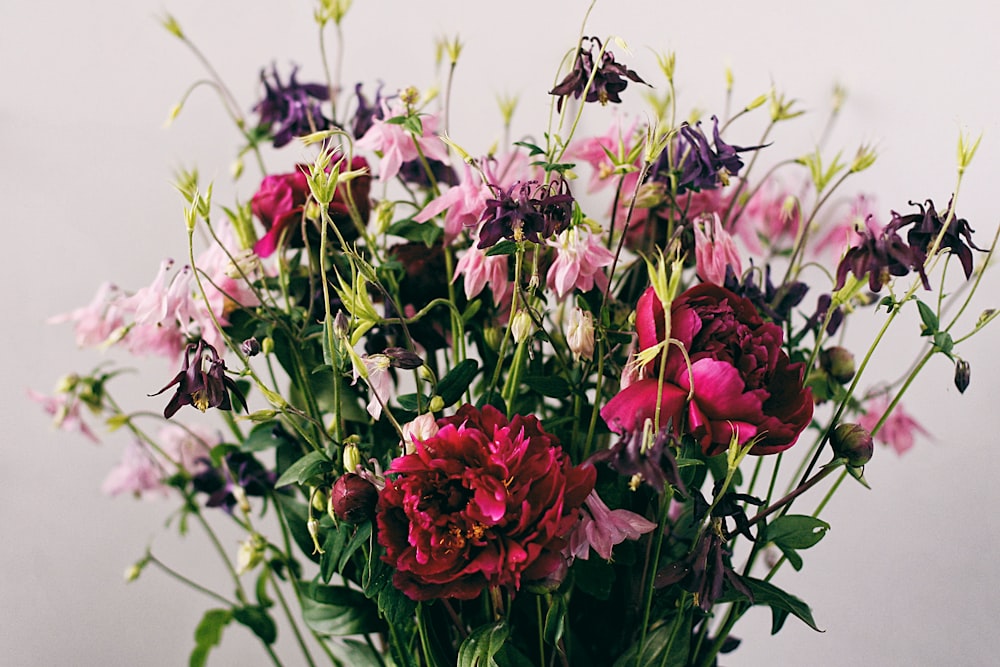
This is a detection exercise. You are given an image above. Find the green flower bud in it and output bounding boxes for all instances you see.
[819,346,856,384]
[831,423,874,467]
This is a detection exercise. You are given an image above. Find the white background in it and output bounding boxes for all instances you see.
[4,1,1000,665]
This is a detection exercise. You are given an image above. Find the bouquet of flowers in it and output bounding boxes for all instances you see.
[34,1,997,665]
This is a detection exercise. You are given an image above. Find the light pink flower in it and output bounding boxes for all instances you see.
[401,413,440,455]
[857,394,929,456]
[568,490,656,561]
[568,117,639,194]
[28,388,99,443]
[101,441,170,498]
[693,213,743,286]
[813,193,875,259]
[412,163,488,243]
[48,282,124,348]
[731,179,802,255]
[546,226,615,299]
[355,102,450,182]
[565,307,595,361]
[454,243,509,306]
[158,423,219,474]
[353,353,393,420]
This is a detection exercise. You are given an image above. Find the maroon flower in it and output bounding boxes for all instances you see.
[252,156,371,258]
[601,284,813,456]
[376,404,595,601]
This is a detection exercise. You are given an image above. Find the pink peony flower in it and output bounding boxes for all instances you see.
[693,213,742,286]
[377,404,595,601]
[568,490,656,561]
[546,226,615,299]
[857,394,929,456]
[356,103,449,182]
[601,284,813,456]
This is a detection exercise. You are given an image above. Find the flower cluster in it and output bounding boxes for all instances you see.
[35,4,997,667]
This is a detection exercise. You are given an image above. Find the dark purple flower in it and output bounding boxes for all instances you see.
[254,65,331,148]
[549,37,648,112]
[590,428,686,494]
[834,215,926,292]
[350,82,386,139]
[653,117,764,193]
[892,198,982,280]
[150,340,247,419]
[193,450,276,513]
[722,264,807,326]
[477,179,574,248]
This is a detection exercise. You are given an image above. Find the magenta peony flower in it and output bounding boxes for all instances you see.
[376,404,595,601]
[602,284,813,456]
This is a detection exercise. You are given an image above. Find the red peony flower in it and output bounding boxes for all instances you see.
[602,284,813,456]
[251,156,371,258]
[376,404,595,601]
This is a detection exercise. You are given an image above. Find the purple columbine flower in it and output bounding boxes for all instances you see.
[891,198,982,280]
[834,214,927,292]
[350,82,385,139]
[254,64,331,148]
[150,340,247,419]
[193,450,276,514]
[654,116,764,193]
[477,179,574,248]
[549,36,648,112]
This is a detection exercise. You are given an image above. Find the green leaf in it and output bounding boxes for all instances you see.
[915,299,939,334]
[512,140,545,156]
[300,583,384,636]
[241,423,286,452]
[396,392,429,412]
[320,523,349,583]
[437,359,480,405]
[458,621,509,667]
[571,557,615,600]
[612,619,688,667]
[765,515,830,550]
[543,594,567,647]
[933,330,955,356]
[744,577,822,633]
[387,218,443,246]
[274,450,331,488]
[522,375,571,398]
[189,608,232,667]
[485,240,519,257]
[338,521,374,573]
[233,606,277,645]
[328,638,385,667]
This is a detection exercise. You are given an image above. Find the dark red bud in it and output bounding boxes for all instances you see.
[330,473,378,523]
[954,359,971,394]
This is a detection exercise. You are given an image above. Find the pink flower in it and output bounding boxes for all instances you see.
[101,441,169,498]
[568,117,640,194]
[454,243,509,306]
[568,490,656,561]
[412,163,488,243]
[356,103,449,182]
[377,404,595,600]
[693,213,742,286]
[157,424,219,474]
[195,223,262,329]
[27,388,99,443]
[730,179,802,255]
[47,282,124,348]
[601,284,813,456]
[353,353,393,421]
[401,413,439,454]
[813,193,874,259]
[857,394,929,455]
[546,226,615,299]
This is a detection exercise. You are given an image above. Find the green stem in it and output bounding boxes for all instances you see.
[147,554,234,606]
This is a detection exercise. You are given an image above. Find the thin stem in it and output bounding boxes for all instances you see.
[147,554,234,606]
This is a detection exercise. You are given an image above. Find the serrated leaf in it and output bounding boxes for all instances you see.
[437,359,479,405]
[274,450,331,488]
[233,606,277,645]
[190,608,232,667]
[458,621,509,667]
[765,515,830,550]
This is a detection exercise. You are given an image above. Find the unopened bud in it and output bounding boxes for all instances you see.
[330,473,378,523]
[830,423,874,467]
[307,518,324,554]
[819,346,855,384]
[954,358,971,394]
[384,346,423,370]
[511,311,534,344]
[429,395,446,412]
[333,310,350,339]
[241,337,261,357]
[261,337,274,355]
[342,442,362,473]
[565,307,595,361]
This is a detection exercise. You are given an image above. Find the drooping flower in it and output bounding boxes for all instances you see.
[150,340,248,419]
[652,116,763,194]
[377,404,596,601]
[193,450,276,513]
[413,163,490,243]
[254,64,331,148]
[857,394,929,456]
[567,490,656,561]
[601,284,813,456]
[564,306,595,361]
[27,387,100,443]
[693,214,743,286]
[546,226,615,298]
[47,282,124,348]
[477,179,574,248]
[101,441,169,499]
[834,214,926,292]
[549,36,647,112]
[454,241,509,306]
[892,198,982,280]
[352,352,393,421]
[813,193,873,259]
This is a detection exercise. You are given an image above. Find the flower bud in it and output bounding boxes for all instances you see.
[241,337,261,357]
[429,395,446,413]
[342,442,362,473]
[819,346,856,384]
[565,307,595,361]
[307,518,324,554]
[333,310,350,339]
[330,473,379,523]
[384,346,424,370]
[830,423,874,467]
[954,358,971,394]
[511,311,534,344]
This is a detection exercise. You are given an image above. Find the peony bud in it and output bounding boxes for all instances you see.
[954,358,971,394]
[830,423,874,467]
[819,346,856,384]
[330,473,379,523]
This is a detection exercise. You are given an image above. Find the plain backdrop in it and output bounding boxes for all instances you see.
[4,1,1000,665]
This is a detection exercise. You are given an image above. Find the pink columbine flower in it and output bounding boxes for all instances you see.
[353,353,393,421]
[813,193,875,259]
[47,282,124,348]
[568,117,640,194]
[454,243,509,306]
[101,441,170,499]
[568,490,657,561]
[693,213,743,286]
[27,388,99,443]
[412,163,488,243]
[355,102,449,182]
[158,423,219,475]
[857,394,929,456]
[730,179,802,255]
[546,226,615,299]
